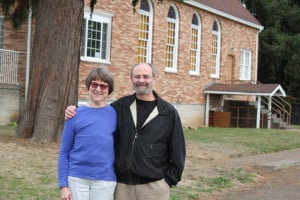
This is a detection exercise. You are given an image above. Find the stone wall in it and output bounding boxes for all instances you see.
[0,84,21,125]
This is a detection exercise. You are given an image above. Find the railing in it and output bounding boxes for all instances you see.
[0,49,19,84]
[261,96,291,128]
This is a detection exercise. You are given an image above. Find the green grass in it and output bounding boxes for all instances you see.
[170,167,256,200]
[0,173,60,200]
[1,125,300,199]
[184,127,300,155]
[0,121,17,130]
[170,127,300,199]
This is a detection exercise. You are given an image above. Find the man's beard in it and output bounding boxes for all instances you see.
[133,84,152,95]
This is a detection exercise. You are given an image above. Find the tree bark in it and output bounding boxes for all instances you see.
[16,0,83,142]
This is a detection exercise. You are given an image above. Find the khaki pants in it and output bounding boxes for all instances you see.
[114,179,170,200]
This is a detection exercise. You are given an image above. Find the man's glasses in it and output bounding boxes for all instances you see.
[90,82,109,90]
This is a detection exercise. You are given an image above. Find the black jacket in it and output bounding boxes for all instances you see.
[111,92,186,187]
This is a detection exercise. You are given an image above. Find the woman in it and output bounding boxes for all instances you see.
[58,66,117,200]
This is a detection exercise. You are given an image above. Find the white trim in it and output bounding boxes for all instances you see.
[271,85,286,97]
[254,31,259,82]
[81,10,112,63]
[189,12,202,76]
[240,49,252,80]
[165,4,179,73]
[84,8,113,18]
[204,86,286,97]
[204,91,274,96]
[138,0,153,63]
[210,19,221,78]
[256,96,261,128]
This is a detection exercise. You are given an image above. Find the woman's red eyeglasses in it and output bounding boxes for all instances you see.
[90,82,109,90]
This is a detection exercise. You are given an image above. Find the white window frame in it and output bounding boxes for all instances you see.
[210,19,221,78]
[165,5,179,73]
[189,13,201,76]
[81,10,112,64]
[240,49,252,80]
[138,0,153,63]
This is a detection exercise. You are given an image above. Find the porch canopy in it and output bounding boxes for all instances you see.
[204,83,286,129]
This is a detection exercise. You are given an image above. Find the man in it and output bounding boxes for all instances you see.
[65,63,186,200]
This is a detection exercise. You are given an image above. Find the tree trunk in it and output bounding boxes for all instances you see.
[16,0,83,142]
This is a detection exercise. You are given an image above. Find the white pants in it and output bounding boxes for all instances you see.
[68,176,116,200]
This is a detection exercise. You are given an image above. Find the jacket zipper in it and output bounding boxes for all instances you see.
[128,129,138,182]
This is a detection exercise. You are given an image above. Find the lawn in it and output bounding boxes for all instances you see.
[1,124,300,200]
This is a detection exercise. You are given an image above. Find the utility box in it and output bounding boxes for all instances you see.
[209,111,231,128]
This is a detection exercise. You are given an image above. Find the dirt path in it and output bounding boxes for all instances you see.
[206,165,300,199]
[1,129,300,199]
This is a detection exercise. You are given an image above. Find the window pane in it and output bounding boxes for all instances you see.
[140,0,150,11]
[165,6,178,71]
[190,28,198,71]
[138,10,150,63]
[211,34,218,75]
[167,7,176,19]
[81,12,111,62]
[240,50,251,80]
[86,20,105,59]
[192,14,198,25]
[213,21,218,31]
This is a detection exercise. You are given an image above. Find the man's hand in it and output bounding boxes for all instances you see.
[61,187,73,200]
[65,105,77,120]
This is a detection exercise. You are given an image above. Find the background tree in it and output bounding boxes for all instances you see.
[0,0,155,142]
[243,0,300,98]
[1,0,85,142]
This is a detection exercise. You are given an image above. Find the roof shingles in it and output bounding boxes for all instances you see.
[205,83,285,96]
[192,0,261,25]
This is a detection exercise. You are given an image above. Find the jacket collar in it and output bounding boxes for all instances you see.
[130,100,159,130]
[122,91,168,115]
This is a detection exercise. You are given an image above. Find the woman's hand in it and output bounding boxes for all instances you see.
[61,187,73,200]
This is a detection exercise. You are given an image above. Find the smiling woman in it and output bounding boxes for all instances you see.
[85,67,114,95]
[58,66,117,200]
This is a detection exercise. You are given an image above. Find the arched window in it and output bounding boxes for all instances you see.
[137,0,153,63]
[165,5,179,72]
[210,20,221,78]
[189,13,201,75]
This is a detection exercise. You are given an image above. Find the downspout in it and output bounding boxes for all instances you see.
[25,1,32,102]
[254,26,264,83]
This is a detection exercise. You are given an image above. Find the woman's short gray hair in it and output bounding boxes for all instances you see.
[85,66,114,95]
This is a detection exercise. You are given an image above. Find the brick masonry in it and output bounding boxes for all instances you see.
[2,0,260,128]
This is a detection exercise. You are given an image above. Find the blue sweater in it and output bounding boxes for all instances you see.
[58,105,117,188]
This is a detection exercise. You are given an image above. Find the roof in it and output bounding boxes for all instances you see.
[185,0,263,31]
[204,83,286,97]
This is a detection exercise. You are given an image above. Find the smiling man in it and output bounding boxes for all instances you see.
[112,63,186,200]
[64,63,186,200]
